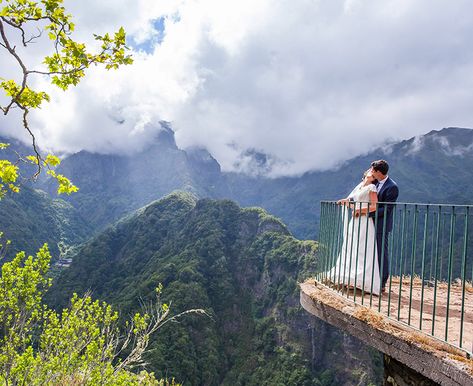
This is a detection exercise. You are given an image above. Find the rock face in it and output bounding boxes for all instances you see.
[35,123,230,234]
[48,192,382,385]
[384,356,438,386]
[300,282,473,386]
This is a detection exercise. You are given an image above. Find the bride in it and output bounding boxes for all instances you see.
[327,171,381,295]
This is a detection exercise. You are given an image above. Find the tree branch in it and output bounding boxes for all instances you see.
[22,109,41,178]
[24,27,42,45]
[1,17,28,46]
[0,18,42,176]
[0,19,29,115]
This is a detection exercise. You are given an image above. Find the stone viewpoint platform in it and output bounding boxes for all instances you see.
[300,280,473,386]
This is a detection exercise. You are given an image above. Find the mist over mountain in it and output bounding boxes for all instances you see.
[43,126,473,240]
[37,122,229,232]
[2,126,472,251]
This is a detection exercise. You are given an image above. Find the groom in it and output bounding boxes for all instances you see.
[369,160,399,291]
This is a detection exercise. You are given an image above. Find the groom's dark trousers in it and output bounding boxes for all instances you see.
[370,177,399,288]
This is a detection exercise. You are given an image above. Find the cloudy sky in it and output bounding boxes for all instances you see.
[1,0,473,176]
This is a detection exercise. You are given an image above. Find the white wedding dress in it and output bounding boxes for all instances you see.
[327,184,381,295]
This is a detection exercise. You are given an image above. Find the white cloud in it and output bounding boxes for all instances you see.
[405,135,425,155]
[2,0,473,175]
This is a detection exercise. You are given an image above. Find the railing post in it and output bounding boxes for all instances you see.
[459,207,469,349]
[432,206,441,337]
[361,202,371,305]
[387,207,398,317]
[353,202,363,302]
[397,204,407,322]
[445,206,456,342]
[408,205,418,326]
[370,202,379,306]
[419,207,429,331]
[346,202,358,297]
[378,203,388,311]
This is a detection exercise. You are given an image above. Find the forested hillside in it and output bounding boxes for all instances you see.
[0,186,90,258]
[48,192,382,385]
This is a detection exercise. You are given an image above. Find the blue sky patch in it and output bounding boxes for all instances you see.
[128,16,166,54]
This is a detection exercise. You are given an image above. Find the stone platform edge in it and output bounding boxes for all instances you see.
[299,280,473,386]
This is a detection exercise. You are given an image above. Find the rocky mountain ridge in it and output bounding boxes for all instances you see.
[47,126,473,238]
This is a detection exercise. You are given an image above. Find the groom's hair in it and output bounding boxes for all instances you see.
[371,159,389,175]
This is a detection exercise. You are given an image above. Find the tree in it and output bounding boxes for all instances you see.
[0,0,133,197]
[0,239,207,385]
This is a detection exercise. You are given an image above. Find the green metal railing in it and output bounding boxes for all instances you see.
[316,201,473,355]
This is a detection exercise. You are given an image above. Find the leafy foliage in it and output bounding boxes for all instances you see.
[0,242,182,385]
[0,145,19,198]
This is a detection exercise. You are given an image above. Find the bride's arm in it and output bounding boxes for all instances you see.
[354,190,378,216]
[368,191,378,212]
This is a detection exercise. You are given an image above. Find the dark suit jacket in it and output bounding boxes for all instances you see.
[370,177,399,233]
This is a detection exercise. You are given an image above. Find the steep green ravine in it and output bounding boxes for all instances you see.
[48,192,382,385]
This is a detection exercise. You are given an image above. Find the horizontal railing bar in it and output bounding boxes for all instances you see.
[321,200,473,208]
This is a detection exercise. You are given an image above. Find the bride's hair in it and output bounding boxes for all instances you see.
[362,170,378,184]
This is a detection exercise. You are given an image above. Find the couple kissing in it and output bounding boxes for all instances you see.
[330,160,399,295]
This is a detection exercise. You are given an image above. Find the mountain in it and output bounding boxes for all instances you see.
[43,126,473,240]
[3,127,469,383]
[0,186,91,259]
[0,137,91,258]
[39,123,228,232]
[2,127,472,257]
[224,126,473,238]
[48,192,382,385]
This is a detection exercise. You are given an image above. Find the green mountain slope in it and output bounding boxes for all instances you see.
[48,192,382,385]
[0,186,91,258]
[0,136,91,258]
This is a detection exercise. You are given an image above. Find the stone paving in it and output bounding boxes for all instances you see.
[326,276,473,354]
